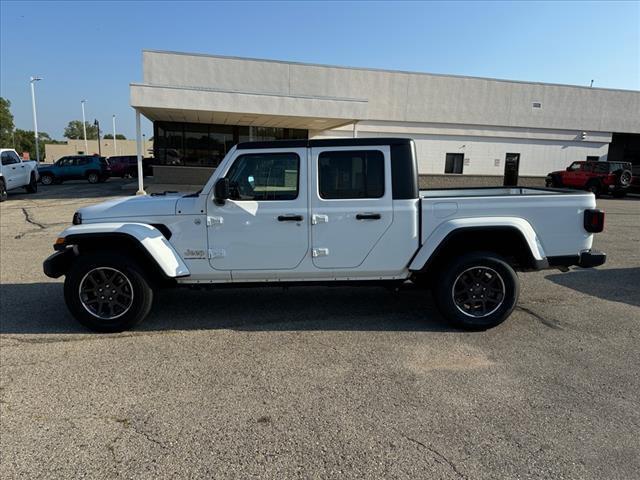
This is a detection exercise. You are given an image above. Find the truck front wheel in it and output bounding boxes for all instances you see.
[64,253,154,332]
[433,252,519,330]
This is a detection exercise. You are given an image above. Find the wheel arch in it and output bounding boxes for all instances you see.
[409,220,547,276]
[55,223,190,280]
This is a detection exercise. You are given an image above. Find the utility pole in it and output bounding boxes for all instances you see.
[30,76,42,162]
[94,119,101,156]
[81,100,88,154]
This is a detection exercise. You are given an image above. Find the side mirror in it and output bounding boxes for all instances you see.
[566,167,571,171]
[214,178,230,204]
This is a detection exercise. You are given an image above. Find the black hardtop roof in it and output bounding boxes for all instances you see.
[236,137,414,150]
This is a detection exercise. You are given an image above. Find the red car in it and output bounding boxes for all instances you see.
[546,161,632,197]
[107,155,154,178]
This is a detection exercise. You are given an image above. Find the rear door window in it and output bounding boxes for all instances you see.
[318,150,384,199]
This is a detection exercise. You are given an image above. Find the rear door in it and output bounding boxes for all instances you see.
[208,148,309,272]
[310,146,392,269]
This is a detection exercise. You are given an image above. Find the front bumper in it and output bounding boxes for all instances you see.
[547,250,607,270]
[43,248,75,278]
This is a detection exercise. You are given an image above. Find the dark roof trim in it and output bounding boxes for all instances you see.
[236,138,414,150]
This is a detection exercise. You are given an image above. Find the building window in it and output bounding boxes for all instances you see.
[225,152,299,201]
[318,150,385,199]
[153,122,308,168]
[444,153,464,174]
[586,155,600,162]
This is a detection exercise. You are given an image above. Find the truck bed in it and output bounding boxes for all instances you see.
[419,186,596,258]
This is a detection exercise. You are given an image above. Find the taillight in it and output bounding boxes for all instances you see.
[584,209,604,233]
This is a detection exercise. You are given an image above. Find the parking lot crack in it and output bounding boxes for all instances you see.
[517,305,564,330]
[397,431,467,479]
[20,207,46,229]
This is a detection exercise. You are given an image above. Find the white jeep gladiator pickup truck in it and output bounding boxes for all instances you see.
[43,138,606,332]
[0,148,39,201]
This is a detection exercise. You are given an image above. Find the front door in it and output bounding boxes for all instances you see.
[310,146,393,269]
[504,153,520,186]
[1,151,21,188]
[208,148,309,272]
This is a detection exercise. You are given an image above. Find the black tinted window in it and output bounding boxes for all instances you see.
[1,152,16,165]
[318,150,384,199]
[226,152,299,201]
[78,158,90,166]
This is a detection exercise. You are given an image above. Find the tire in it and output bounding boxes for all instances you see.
[41,173,54,185]
[87,172,100,184]
[546,174,562,188]
[0,178,7,202]
[64,253,154,332]
[433,251,520,330]
[25,173,38,193]
[615,169,632,188]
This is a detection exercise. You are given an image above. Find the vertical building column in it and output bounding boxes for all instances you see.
[135,109,146,195]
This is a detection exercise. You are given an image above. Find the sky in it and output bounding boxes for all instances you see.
[1,0,639,140]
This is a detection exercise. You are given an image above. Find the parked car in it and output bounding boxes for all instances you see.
[546,161,632,197]
[44,138,606,333]
[107,155,154,178]
[0,148,39,201]
[38,155,111,185]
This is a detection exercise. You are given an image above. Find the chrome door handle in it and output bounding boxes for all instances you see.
[356,213,381,220]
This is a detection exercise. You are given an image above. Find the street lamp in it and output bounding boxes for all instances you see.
[93,119,101,156]
[81,100,88,154]
[30,76,42,162]
[112,114,117,155]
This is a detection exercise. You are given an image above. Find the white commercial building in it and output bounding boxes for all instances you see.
[130,50,640,187]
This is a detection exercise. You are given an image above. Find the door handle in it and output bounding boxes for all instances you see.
[356,213,381,220]
[278,215,303,222]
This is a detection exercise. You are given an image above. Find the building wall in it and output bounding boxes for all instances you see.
[312,121,610,177]
[44,139,153,163]
[139,50,640,134]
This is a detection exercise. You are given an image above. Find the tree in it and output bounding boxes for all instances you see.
[12,129,62,161]
[103,133,126,140]
[0,97,15,146]
[64,120,98,140]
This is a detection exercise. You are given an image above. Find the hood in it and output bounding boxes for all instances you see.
[79,192,184,221]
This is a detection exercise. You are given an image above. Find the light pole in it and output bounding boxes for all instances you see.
[81,100,88,154]
[94,119,101,156]
[112,115,117,155]
[30,76,42,162]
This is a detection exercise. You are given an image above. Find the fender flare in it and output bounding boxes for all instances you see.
[58,222,190,278]
[408,217,547,271]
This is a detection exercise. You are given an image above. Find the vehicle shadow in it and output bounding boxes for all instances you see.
[545,267,640,308]
[0,283,454,335]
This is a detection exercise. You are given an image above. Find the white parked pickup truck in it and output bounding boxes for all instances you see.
[43,138,606,332]
[0,148,39,201]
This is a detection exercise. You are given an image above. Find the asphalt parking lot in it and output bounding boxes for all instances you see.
[1,180,639,479]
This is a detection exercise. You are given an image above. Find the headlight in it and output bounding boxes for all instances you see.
[72,211,82,225]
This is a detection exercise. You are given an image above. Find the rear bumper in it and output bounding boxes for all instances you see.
[547,250,606,270]
[43,248,75,278]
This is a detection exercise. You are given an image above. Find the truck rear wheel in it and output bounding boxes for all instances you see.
[64,253,154,332]
[433,251,519,330]
[25,172,38,193]
[0,178,7,202]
